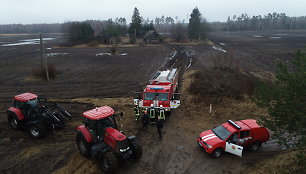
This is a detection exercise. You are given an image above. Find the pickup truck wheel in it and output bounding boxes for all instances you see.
[8,114,22,130]
[211,148,223,158]
[250,141,261,152]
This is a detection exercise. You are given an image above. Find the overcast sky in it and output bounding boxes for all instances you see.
[1,0,306,24]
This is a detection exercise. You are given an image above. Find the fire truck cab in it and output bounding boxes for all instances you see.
[134,68,180,112]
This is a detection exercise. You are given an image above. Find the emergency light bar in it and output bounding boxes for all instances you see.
[150,87,164,90]
[228,120,241,129]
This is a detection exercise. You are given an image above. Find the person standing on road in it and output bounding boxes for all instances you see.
[149,104,156,124]
[156,116,164,139]
[158,105,166,121]
[134,104,140,121]
[142,110,150,131]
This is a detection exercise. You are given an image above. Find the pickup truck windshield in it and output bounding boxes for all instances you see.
[144,93,168,101]
[212,125,231,140]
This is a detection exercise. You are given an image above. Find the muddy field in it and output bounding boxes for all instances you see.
[0,31,305,174]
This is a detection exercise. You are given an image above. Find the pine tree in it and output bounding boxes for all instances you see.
[255,50,306,147]
[188,7,201,41]
[128,7,142,39]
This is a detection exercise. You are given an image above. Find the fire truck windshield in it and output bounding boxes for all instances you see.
[144,92,168,101]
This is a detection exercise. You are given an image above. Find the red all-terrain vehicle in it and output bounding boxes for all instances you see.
[7,92,71,138]
[76,106,142,173]
[197,119,270,158]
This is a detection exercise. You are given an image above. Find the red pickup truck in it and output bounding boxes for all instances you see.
[197,119,270,158]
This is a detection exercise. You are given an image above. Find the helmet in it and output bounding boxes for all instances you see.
[160,105,163,108]
[150,104,154,107]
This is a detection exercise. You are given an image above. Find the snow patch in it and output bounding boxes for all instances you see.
[270,37,282,39]
[212,46,227,53]
[47,53,68,57]
[96,52,127,56]
[219,43,226,46]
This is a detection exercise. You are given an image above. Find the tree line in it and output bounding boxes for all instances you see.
[64,7,208,44]
[211,12,306,31]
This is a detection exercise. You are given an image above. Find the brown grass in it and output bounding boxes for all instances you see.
[249,149,306,174]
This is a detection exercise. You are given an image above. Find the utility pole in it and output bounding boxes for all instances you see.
[40,33,49,81]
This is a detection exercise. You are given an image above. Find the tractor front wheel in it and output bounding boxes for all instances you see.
[130,139,143,162]
[99,151,118,174]
[76,131,91,157]
[28,123,46,139]
[7,114,22,130]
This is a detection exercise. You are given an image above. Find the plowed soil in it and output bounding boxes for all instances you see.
[1,31,305,174]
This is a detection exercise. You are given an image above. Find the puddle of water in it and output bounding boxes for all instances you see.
[219,43,226,46]
[253,35,263,38]
[212,46,227,53]
[1,38,56,47]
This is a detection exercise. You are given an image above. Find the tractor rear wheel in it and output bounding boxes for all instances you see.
[28,123,46,139]
[76,131,91,157]
[130,139,143,162]
[7,114,22,130]
[99,151,118,174]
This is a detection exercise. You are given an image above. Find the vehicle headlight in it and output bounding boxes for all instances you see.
[119,147,130,152]
[207,144,212,148]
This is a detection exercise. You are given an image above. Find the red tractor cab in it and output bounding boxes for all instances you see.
[76,106,142,173]
[197,119,270,158]
[7,92,71,138]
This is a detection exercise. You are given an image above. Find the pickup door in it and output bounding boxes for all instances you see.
[225,142,243,157]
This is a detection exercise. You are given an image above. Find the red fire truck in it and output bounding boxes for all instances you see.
[134,68,180,113]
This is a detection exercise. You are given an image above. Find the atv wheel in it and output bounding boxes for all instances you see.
[28,123,46,139]
[8,114,22,130]
[99,151,118,174]
[76,131,91,157]
[130,139,143,162]
[250,141,261,152]
[211,148,223,158]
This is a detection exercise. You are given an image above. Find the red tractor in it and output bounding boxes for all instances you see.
[76,106,142,173]
[197,119,270,158]
[7,92,71,138]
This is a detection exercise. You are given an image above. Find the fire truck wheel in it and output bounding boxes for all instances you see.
[130,139,143,162]
[76,131,91,157]
[7,114,22,131]
[211,148,223,158]
[28,123,46,139]
[250,141,261,152]
[99,151,118,173]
